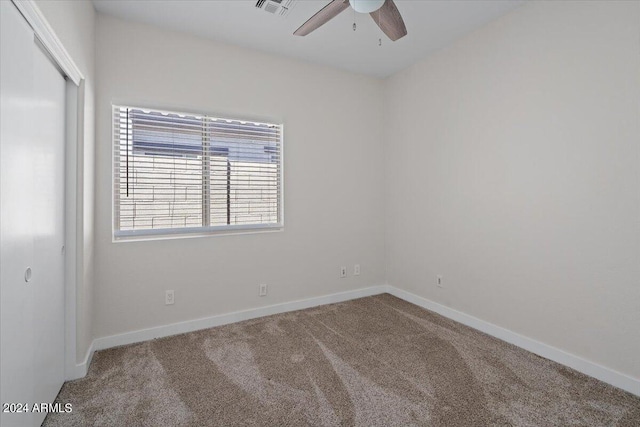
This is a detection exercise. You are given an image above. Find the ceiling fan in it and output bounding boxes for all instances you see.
[294,0,407,41]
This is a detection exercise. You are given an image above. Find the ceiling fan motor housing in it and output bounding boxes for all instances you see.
[349,0,385,14]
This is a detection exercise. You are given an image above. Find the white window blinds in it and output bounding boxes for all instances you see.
[113,106,282,239]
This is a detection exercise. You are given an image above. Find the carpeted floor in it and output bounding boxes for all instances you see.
[44,294,639,426]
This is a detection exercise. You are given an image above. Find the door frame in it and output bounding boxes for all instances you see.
[11,0,85,380]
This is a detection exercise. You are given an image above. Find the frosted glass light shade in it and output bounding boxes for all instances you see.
[349,0,385,14]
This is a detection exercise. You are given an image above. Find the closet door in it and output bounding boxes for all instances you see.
[1,2,66,426]
[1,2,37,425]
[31,27,67,417]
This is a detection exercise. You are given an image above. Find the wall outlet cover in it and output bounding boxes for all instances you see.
[165,290,175,305]
[259,283,268,296]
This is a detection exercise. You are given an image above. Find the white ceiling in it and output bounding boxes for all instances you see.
[92,0,524,78]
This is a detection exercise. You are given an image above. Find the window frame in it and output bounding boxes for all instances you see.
[111,105,284,242]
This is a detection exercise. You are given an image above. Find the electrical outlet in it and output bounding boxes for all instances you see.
[340,266,347,278]
[436,275,443,288]
[259,283,268,296]
[354,264,361,276]
[165,290,175,305]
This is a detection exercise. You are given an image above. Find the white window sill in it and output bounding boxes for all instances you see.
[112,223,284,243]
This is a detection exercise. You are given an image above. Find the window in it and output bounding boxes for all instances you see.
[113,106,282,239]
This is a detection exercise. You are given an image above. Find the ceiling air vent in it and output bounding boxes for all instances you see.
[255,0,295,17]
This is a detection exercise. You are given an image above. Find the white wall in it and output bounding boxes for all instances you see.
[94,15,386,338]
[385,0,640,379]
[34,0,96,364]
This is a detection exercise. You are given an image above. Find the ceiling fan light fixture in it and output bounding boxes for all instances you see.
[349,0,385,14]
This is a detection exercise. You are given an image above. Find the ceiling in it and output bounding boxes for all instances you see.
[92,0,524,78]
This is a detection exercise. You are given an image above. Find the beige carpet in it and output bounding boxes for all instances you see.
[44,294,639,426]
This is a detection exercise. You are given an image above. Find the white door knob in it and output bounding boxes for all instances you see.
[24,267,32,282]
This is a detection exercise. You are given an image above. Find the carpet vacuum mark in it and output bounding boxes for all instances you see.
[44,294,640,426]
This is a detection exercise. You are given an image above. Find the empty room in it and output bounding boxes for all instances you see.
[1,0,638,426]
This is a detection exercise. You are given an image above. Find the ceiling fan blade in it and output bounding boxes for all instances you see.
[370,0,407,41]
[294,0,350,36]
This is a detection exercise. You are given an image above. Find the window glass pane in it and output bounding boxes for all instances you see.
[208,119,280,227]
[117,108,204,231]
[114,106,282,238]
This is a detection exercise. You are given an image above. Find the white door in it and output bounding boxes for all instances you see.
[30,24,67,418]
[0,2,37,424]
[1,2,67,426]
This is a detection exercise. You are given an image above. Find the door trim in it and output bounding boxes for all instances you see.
[11,0,83,84]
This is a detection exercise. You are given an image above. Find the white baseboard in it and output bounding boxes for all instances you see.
[385,286,640,397]
[93,285,388,352]
[66,341,95,381]
[82,283,638,397]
